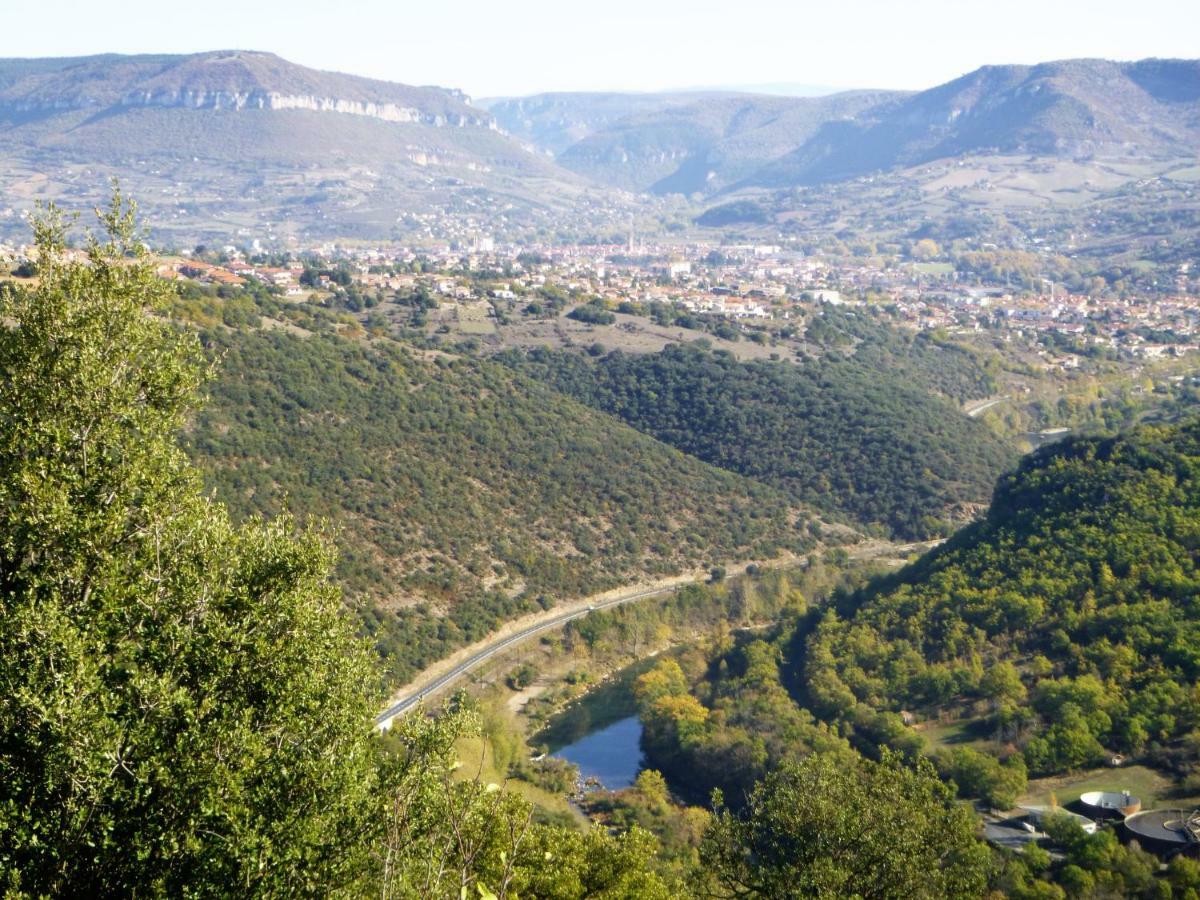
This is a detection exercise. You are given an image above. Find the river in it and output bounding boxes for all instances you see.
[537,656,659,791]
[551,716,644,790]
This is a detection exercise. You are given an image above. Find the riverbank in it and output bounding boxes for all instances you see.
[447,550,915,829]
[383,536,931,729]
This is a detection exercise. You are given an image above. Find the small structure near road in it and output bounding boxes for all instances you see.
[1020,806,1098,834]
[983,818,1044,853]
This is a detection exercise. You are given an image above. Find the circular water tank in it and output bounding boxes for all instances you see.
[1080,790,1141,818]
[1123,809,1198,849]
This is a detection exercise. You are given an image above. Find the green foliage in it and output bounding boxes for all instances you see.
[0,197,382,896]
[187,328,809,683]
[934,746,1027,809]
[580,775,711,872]
[498,332,1013,539]
[999,812,1165,899]
[377,698,676,899]
[803,421,1200,774]
[634,638,855,805]
[697,751,991,899]
[572,564,876,810]
[0,194,686,899]
[566,303,616,325]
[506,662,539,690]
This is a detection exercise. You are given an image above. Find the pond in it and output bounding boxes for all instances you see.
[551,715,644,790]
[537,655,662,791]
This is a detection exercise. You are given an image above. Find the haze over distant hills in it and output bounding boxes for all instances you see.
[749,58,1200,188]
[0,50,1195,241]
[0,51,485,124]
[0,50,594,243]
[557,90,903,194]
[501,58,1200,195]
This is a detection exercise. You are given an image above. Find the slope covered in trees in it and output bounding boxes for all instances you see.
[0,200,378,895]
[499,334,1014,539]
[0,196,1002,899]
[804,420,1200,774]
[186,327,810,683]
[623,423,1200,896]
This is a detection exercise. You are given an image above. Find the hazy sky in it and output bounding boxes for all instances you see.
[4,0,1198,98]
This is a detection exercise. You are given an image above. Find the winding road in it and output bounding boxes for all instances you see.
[965,395,1010,417]
[374,581,686,730]
[375,539,938,731]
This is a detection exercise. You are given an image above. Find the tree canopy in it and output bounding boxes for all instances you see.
[698,752,990,899]
[0,198,383,894]
[498,336,1013,539]
[803,421,1200,774]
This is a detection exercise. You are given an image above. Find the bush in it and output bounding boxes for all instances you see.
[507,662,539,690]
[567,304,616,325]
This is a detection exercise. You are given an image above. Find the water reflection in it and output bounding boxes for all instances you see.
[551,716,643,790]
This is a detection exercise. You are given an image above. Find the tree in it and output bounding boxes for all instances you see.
[513,824,674,899]
[635,770,670,808]
[935,746,1026,810]
[980,660,1026,706]
[912,239,941,260]
[635,659,690,707]
[698,751,990,899]
[0,196,383,895]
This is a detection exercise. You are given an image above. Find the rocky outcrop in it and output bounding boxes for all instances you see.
[115,90,494,127]
[2,90,494,129]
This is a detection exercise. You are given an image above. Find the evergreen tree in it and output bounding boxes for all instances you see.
[0,196,382,896]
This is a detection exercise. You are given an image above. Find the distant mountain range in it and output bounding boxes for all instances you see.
[498,58,1200,195]
[0,51,1195,241]
[752,58,1200,188]
[0,51,484,124]
[0,51,586,243]
[559,90,900,194]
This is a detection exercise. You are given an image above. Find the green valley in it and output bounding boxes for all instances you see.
[186,324,811,683]
[497,331,1015,539]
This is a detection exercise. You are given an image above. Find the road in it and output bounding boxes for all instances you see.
[965,395,1010,418]
[374,538,939,731]
[374,581,686,730]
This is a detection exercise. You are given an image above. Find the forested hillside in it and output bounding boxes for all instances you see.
[186,326,810,682]
[634,419,1200,799]
[498,330,1014,539]
[804,420,1200,774]
[0,200,692,899]
[623,420,1200,896]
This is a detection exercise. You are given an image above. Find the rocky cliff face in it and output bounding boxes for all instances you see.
[0,51,582,244]
[0,51,496,129]
[111,90,493,127]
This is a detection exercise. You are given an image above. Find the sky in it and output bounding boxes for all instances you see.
[3,0,1198,98]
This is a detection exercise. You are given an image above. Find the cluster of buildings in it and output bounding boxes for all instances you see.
[5,232,1197,366]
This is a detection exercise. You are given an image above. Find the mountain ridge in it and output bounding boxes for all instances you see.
[0,50,595,243]
[0,50,489,126]
[0,51,1195,240]
[749,57,1200,189]
[486,57,1199,196]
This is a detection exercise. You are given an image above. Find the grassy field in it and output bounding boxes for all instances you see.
[912,262,955,276]
[454,733,581,814]
[919,717,994,753]
[1020,765,1200,810]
